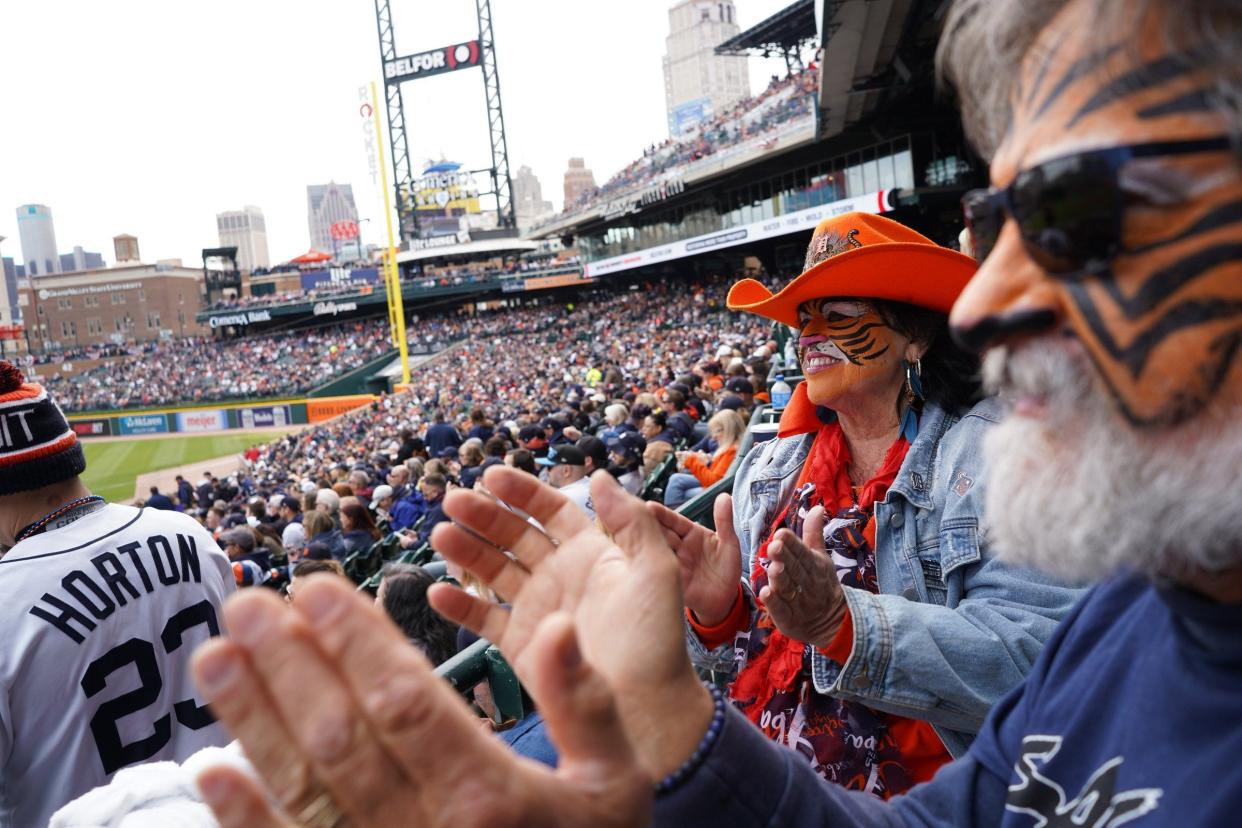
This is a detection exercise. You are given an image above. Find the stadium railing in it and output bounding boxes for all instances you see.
[435,638,528,727]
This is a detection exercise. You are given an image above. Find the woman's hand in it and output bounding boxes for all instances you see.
[762,506,848,650]
[646,494,741,626]
[192,581,651,828]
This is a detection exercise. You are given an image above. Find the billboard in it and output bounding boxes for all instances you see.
[307,396,375,424]
[176,409,227,432]
[299,267,380,292]
[412,162,481,237]
[384,41,481,84]
[117,414,169,435]
[586,190,896,278]
[70,418,112,437]
[239,405,292,429]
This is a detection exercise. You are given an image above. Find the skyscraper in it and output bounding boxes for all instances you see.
[216,206,271,273]
[513,165,554,228]
[562,159,597,211]
[58,246,105,273]
[16,204,60,276]
[307,182,359,254]
[662,0,750,136]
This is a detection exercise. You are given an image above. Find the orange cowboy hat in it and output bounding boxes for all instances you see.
[727,212,976,326]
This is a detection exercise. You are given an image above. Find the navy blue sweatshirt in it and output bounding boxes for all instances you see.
[658,574,1242,826]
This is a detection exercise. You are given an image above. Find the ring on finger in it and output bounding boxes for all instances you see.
[296,791,346,828]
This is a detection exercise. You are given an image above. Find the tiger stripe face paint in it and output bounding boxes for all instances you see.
[950,1,1242,427]
[797,299,906,407]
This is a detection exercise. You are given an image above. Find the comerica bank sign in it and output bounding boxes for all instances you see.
[208,309,273,329]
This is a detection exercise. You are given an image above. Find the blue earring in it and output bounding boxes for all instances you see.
[901,359,923,442]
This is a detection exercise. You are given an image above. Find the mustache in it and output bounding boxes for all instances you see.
[982,341,1095,404]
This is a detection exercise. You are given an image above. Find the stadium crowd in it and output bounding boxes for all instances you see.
[546,66,820,222]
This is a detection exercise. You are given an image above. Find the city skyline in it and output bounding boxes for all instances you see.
[0,0,793,268]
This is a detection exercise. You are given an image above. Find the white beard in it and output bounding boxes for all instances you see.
[981,342,1242,583]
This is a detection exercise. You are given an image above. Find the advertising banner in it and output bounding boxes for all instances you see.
[207,309,272,329]
[299,267,380,292]
[176,409,227,432]
[117,414,169,435]
[70,418,112,437]
[239,405,292,429]
[307,395,376,424]
[522,272,595,291]
[585,189,895,278]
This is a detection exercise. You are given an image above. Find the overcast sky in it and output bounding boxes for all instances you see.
[0,0,796,268]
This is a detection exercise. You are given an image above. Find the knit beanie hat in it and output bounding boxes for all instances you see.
[0,361,87,496]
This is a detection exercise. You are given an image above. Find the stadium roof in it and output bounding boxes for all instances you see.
[714,0,817,56]
[818,0,918,138]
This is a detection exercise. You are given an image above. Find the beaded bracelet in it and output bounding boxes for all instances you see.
[655,681,727,796]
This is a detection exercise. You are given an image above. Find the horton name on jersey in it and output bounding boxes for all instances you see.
[29,533,207,644]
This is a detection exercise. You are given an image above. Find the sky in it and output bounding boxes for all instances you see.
[0,0,796,268]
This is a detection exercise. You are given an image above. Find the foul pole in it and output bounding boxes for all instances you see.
[371,81,410,385]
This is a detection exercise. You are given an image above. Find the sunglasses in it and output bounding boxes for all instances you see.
[962,136,1233,277]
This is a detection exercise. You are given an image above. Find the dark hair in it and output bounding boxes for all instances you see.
[247,500,266,519]
[340,500,381,541]
[872,300,982,415]
[507,449,537,475]
[379,564,459,666]
[421,473,447,493]
[663,389,686,410]
[483,435,508,457]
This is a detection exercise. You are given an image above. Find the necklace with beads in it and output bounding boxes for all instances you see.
[14,496,107,544]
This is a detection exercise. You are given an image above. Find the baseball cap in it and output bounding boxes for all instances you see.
[725,376,754,394]
[300,479,318,494]
[518,424,546,443]
[281,495,301,512]
[607,432,647,463]
[719,394,745,411]
[575,436,608,470]
[535,445,587,467]
[232,560,270,587]
[370,484,394,508]
[220,527,256,553]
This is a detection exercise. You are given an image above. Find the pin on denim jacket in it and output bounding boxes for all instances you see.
[686,398,1083,757]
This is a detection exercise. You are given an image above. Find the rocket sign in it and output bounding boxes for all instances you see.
[384,41,481,84]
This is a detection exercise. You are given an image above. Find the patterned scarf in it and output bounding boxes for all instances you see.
[729,421,920,795]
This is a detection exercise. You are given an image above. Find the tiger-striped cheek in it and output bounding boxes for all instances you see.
[800,310,901,407]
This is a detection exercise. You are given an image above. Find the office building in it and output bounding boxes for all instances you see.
[307,182,359,254]
[662,0,750,136]
[59,246,105,273]
[513,165,554,228]
[16,204,60,276]
[216,206,271,273]
[562,159,597,211]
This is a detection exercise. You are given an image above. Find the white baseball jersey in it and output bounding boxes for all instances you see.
[0,504,235,828]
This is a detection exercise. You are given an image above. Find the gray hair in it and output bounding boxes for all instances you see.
[937,0,1242,159]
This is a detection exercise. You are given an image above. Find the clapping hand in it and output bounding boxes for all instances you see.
[645,495,742,626]
[762,506,848,649]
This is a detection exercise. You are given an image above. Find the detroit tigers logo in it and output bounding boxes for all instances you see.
[805,227,863,269]
[1007,735,1162,827]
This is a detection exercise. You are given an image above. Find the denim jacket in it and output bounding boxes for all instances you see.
[686,398,1083,757]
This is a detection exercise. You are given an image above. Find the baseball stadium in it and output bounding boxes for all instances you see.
[3,0,1237,824]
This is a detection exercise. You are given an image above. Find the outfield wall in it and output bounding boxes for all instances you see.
[67,394,377,437]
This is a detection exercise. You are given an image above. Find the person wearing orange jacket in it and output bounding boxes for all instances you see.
[664,409,746,507]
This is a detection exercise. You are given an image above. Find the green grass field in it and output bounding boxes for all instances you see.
[81,433,287,504]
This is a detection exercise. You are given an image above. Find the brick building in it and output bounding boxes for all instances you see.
[20,264,208,353]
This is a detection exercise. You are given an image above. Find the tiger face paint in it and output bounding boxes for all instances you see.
[796,299,907,409]
[950,0,1242,427]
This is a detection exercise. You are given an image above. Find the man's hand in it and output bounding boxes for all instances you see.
[762,506,848,650]
[645,495,742,626]
[429,467,715,781]
[191,579,650,828]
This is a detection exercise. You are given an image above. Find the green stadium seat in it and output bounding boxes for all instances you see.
[639,452,678,502]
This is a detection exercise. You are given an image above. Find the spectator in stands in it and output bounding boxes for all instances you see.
[339,500,382,556]
[517,424,549,458]
[415,473,449,546]
[652,213,1080,795]
[347,470,373,501]
[505,448,538,476]
[175,475,194,510]
[368,484,394,524]
[575,435,609,477]
[220,526,270,571]
[480,435,509,476]
[536,445,593,519]
[466,407,495,442]
[664,409,745,507]
[303,510,345,562]
[278,496,303,549]
[285,558,346,602]
[196,472,214,511]
[146,486,174,511]
[315,488,341,521]
[606,431,647,496]
[640,410,676,476]
[724,375,756,412]
[204,507,225,541]
[395,429,419,464]
[375,563,459,665]
[424,409,462,457]
[388,480,427,533]
[386,465,412,501]
[458,443,486,489]
[598,403,632,443]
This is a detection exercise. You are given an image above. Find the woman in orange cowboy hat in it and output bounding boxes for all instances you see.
[651,212,1082,798]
